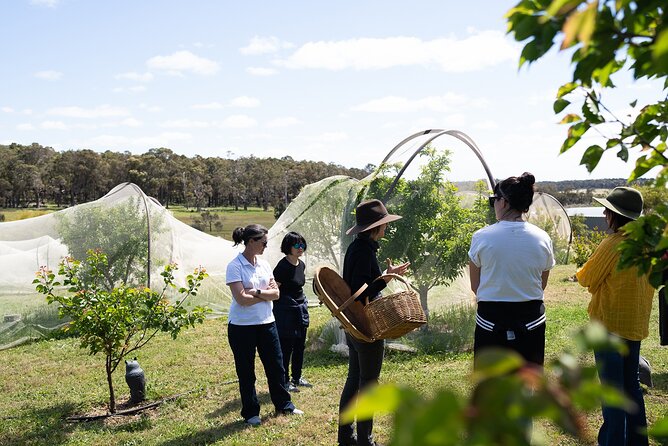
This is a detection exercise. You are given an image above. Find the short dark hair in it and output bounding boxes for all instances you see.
[280,231,307,255]
[232,224,268,247]
[605,208,633,232]
[495,172,535,213]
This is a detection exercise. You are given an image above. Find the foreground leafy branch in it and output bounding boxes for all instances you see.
[34,250,210,413]
[506,0,668,287]
[343,323,668,445]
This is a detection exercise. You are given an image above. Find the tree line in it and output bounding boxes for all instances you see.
[0,143,371,211]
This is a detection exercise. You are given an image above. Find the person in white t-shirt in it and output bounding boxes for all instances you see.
[468,172,555,368]
[225,224,303,426]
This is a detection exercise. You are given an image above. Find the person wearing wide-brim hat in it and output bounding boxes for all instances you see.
[337,199,409,446]
[577,186,655,446]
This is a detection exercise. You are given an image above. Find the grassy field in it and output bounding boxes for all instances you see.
[0,264,666,445]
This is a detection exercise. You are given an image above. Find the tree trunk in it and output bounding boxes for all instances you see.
[419,286,430,321]
[106,356,116,413]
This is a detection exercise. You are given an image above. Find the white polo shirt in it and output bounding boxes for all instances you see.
[226,253,275,325]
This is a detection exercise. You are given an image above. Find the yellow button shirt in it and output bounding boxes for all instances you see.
[576,232,654,341]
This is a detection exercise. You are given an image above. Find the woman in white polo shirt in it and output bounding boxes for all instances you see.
[226,224,303,426]
[468,172,555,368]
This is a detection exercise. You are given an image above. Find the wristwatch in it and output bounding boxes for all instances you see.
[257,289,261,295]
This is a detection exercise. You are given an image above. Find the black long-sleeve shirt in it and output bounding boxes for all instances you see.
[342,236,387,304]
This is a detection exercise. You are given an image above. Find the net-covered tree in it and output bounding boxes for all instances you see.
[370,149,489,318]
[56,195,164,290]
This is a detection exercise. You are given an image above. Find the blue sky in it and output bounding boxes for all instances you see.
[1,0,663,181]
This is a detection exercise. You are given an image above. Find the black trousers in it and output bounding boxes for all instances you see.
[474,300,546,368]
[228,322,294,420]
[279,325,307,383]
[338,333,384,446]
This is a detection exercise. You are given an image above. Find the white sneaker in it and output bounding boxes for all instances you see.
[245,415,262,426]
[290,408,304,415]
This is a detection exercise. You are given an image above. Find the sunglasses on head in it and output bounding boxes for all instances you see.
[292,243,306,250]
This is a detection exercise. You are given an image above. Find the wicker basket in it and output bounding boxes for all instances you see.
[364,274,426,339]
[313,266,375,342]
[313,267,426,342]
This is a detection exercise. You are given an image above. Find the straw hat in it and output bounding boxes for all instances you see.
[346,199,402,235]
[593,187,643,220]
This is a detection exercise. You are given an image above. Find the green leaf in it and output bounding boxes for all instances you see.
[546,0,585,18]
[560,121,589,153]
[339,384,404,424]
[557,82,578,98]
[648,415,668,437]
[472,348,524,382]
[559,113,582,124]
[652,29,668,74]
[580,145,604,172]
[553,98,570,113]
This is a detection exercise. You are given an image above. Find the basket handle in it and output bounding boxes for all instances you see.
[372,273,412,294]
[333,283,368,318]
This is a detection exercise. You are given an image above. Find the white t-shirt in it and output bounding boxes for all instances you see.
[468,221,555,302]
[226,253,275,325]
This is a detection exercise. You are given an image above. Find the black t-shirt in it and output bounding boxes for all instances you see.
[342,236,387,303]
[273,257,306,305]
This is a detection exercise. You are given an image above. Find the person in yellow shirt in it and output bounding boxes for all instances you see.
[577,186,654,446]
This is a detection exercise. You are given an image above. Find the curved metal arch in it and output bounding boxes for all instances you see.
[381,129,496,202]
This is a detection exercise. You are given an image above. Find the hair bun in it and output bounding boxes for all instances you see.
[519,172,535,186]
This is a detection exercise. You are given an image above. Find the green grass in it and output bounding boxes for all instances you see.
[0,265,667,445]
[167,206,276,240]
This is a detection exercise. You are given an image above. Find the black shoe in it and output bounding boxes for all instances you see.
[288,383,300,392]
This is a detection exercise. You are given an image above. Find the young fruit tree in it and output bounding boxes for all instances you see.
[34,250,210,413]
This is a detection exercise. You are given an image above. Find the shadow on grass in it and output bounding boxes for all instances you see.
[651,372,668,392]
[3,402,77,446]
[158,393,276,446]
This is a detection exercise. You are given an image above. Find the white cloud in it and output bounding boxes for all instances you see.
[2,107,14,113]
[17,123,35,131]
[247,67,278,76]
[115,72,154,82]
[229,96,260,108]
[267,117,302,128]
[22,109,33,115]
[31,0,58,7]
[352,93,485,113]
[240,36,294,55]
[34,70,63,81]
[113,85,146,93]
[120,118,143,127]
[311,132,348,143]
[277,32,517,72]
[221,115,258,128]
[191,102,224,110]
[146,50,219,75]
[41,120,68,130]
[161,119,210,129]
[139,103,162,112]
[48,105,131,119]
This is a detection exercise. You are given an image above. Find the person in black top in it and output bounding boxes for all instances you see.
[338,199,410,446]
[273,231,312,392]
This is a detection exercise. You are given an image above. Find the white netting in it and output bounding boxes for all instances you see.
[0,182,237,349]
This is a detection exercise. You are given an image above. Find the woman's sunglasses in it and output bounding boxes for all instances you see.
[292,243,306,250]
[488,196,500,207]
[252,237,268,247]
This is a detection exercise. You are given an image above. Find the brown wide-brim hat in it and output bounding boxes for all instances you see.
[593,186,643,220]
[346,199,402,235]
